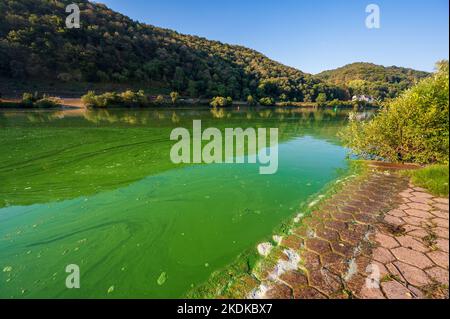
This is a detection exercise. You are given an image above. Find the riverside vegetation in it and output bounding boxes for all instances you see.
[341,61,449,196]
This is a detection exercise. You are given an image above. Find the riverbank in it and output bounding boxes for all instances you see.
[187,161,449,299]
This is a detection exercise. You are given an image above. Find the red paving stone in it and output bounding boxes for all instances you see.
[219,165,449,299]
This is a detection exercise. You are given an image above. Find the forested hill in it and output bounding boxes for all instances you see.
[315,62,430,100]
[0,1,430,102]
[0,0,348,101]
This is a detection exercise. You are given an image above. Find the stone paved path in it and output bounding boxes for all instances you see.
[360,184,449,299]
[220,164,449,299]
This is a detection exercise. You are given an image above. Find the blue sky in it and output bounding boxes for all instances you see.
[97,0,449,74]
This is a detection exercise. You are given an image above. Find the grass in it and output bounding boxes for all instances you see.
[403,164,449,197]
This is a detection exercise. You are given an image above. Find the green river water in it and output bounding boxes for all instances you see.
[0,107,353,298]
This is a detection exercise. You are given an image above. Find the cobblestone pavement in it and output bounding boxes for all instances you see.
[360,184,449,299]
[225,164,449,299]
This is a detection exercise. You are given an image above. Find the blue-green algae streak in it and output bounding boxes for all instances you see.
[0,107,353,298]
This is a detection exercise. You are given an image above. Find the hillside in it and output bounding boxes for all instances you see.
[0,0,348,102]
[315,62,430,100]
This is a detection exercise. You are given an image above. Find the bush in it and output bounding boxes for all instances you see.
[155,95,165,105]
[22,92,37,107]
[247,95,255,106]
[170,91,179,105]
[82,90,148,108]
[34,96,61,108]
[259,97,275,106]
[340,61,449,164]
[210,96,232,107]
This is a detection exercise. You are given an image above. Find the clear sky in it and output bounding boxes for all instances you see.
[97,0,449,74]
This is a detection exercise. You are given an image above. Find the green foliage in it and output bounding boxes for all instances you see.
[170,91,179,105]
[316,92,327,104]
[210,96,232,107]
[34,96,61,108]
[340,61,449,164]
[22,92,36,107]
[259,97,275,106]
[20,92,60,108]
[403,165,449,197]
[155,95,165,105]
[246,95,255,106]
[82,90,149,108]
[316,62,430,101]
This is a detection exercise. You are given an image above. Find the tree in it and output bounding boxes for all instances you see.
[340,61,449,164]
[316,93,327,103]
[187,80,197,97]
[210,96,232,107]
[247,95,255,106]
[170,91,179,105]
[155,95,165,105]
[259,97,275,106]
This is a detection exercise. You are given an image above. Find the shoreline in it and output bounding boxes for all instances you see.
[187,161,448,299]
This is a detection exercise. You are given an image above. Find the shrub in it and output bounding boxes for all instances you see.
[247,95,255,106]
[34,96,61,108]
[155,95,165,105]
[170,91,180,105]
[259,97,275,106]
[210,96,232,107]
[120,90,147,107]
[82,91,148,108]
[22,92,37,107]
[340,61,449,164]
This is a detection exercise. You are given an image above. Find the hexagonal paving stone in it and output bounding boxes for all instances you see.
[434,227,449,239]
[409,197,433,205]
[321,252,348,275]
[279,270,308,287]
[381,281,413,299]
[375,233,399,249]
[430,210,449,219]
[331,241,355,258]
[410,192,434,199]
[265,283,292,299]
[434,203,449,212]
[372,247,396,264]
[302,250,322,270]
[432,218,449,228]
[404,209,434,219]
[387,209,407,218]
[308,267,343,297]
[435,238,449,253]
[425,267,449,285]
[393,261,431,287]
[391,247,434,268]
[315,226,340,242]
[281,235,304,250]
[305,238,332,255]
[384,215,405,227]
[402,216,427,227]
[427,250,449,268]
[395,235,429,253]
[407,202,433,211]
